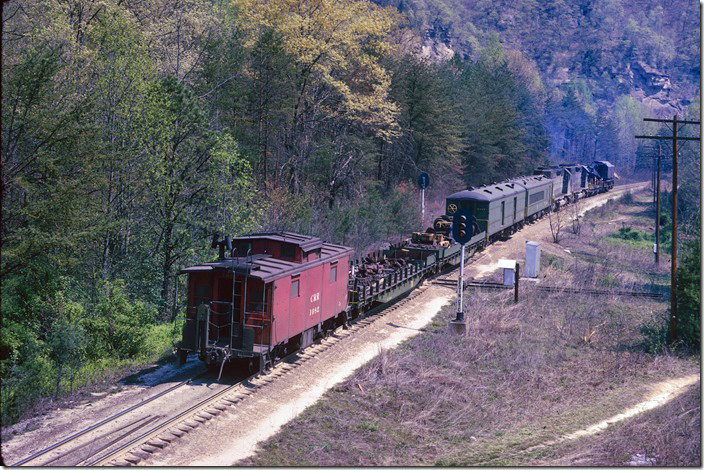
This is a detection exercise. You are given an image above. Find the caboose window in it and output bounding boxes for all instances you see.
[330,264,337,282]
[281,243,296,260]
[291,279,300,298]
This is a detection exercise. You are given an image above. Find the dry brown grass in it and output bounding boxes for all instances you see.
[241,190,698,467]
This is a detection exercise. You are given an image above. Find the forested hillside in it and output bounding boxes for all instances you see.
[378,0,700,170]
[0,0,699,424]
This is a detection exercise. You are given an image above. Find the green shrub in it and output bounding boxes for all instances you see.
[1,326,55,423]
[676,239,700,350]
[659,211,671,227]
[142,323,176,359]
[640,314,669,354]
[84,280,158,359]
[617,227,642,241]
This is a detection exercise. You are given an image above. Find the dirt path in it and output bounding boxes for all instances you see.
[477,373,699,465]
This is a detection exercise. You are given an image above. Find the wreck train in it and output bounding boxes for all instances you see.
[177,161,615,371]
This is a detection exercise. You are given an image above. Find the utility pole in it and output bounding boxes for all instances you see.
[651,153,656,202]
[655,144,661,264]
[636,115,700,345]
[671,116,678,344]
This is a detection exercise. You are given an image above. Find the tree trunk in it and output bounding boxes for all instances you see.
[54,364,62,398]
[377,139,383,182]
[161,223,174,321]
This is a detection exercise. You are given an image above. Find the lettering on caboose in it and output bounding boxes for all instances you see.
[309,291,320,316]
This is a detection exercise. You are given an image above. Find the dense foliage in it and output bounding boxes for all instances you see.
[0,0,698,423]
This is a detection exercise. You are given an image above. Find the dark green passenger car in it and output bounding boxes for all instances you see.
[446,181,526,242]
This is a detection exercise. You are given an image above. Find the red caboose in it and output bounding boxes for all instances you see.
[178,232,353,370]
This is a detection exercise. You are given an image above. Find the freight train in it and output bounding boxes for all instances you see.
[177,161,615,372]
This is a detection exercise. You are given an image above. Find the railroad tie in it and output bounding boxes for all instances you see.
[140,443,160,454]
[157,433,178,442]
[195,412,213,421]
[122,454,141,464]
[130,449,151,461]
[111,459,134,466]
[146,438,168,448]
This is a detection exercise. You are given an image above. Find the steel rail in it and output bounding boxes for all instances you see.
[75,416,162,466]
[40,415,154,466]
[12,371,206,466]
[458,280,665,299]
[85,366,285,466]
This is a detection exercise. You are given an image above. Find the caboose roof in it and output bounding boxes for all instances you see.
[180,242,352,282]
[234,231,323,252]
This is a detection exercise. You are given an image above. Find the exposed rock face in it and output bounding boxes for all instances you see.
[418,18,455,62]
[382,0,699,116]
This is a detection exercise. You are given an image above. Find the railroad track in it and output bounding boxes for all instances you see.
[92,251,491,466]
[434,278,665,299]
[11,373,211,466]
[92,279,444,466]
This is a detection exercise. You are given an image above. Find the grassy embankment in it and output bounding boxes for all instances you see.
[243,189,700,467]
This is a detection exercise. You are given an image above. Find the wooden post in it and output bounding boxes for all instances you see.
[514,263,520,303]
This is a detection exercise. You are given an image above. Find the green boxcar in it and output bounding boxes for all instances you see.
[446,181,526,240]
[510,175,553,218]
